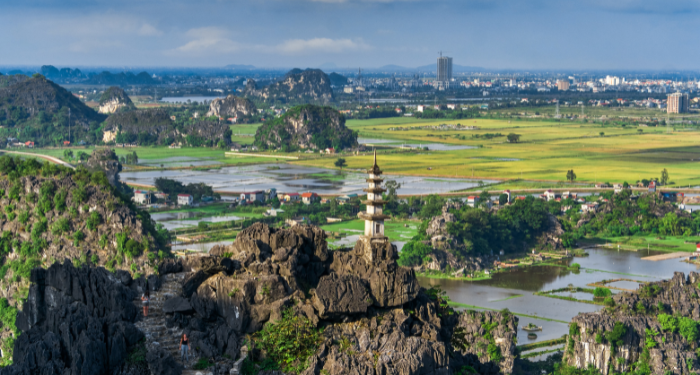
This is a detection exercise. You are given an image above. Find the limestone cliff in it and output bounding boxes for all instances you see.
[253,104,357,151]
[205,95,256,122]
[98,86,136,114]
[565,272,700,374]
[246,68,334,103]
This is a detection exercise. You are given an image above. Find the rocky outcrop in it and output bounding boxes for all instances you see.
[253,104,357,151]
[246,69,333,103]
[85,148,122,187]
[153,222,515,374]
[1,262,151,375]
[565,272,700,374]
[206,95,256,122]
[453,310,519,374]
[98,86,136,114]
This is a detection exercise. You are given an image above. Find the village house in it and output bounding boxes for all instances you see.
[467,196,480,207]
[133,190,151,205]
[240,191,265,203]
[177,194,193,206]
[542,190,557,201]
[301,192,320,205]
[337,194,358,205]
[284,192,301,203]
[581,202,599,213]
[153,192,168,202]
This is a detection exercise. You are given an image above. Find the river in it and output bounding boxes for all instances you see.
[418,247,700,353]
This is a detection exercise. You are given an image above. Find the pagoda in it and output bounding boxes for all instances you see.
[356,151,391,262]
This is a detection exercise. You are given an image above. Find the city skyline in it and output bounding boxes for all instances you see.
[2,0,700,70]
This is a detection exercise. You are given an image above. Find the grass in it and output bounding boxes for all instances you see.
[447,301,569,324]
[517,336,567,352]
[491,294,524,302]
[293,116,700,186]
[598,235,700,253]
[520,347,564,360]
[320,219,418,244]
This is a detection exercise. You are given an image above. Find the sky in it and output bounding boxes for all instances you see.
[1,0,699,70]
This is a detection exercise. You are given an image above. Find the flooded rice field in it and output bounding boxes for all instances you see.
[418,247,700,351]
[122,164,495,195]
[138,156,222,168]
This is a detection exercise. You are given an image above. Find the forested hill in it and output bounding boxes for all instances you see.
[246,68,334,104]
[254,104,358,151]
[0,75,106,145]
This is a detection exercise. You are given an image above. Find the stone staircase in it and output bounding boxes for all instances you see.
[133,272,201,373]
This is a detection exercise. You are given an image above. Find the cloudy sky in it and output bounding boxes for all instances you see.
[1,0,699,70]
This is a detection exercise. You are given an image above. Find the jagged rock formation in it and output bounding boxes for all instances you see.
[85,148,122,187]
[148,222,519,374]
[254,105,357,151]
[103,108,232,147]
[206,95,256,122]
[565,272,700,374]
[0,262,155,375]
[98,87,136,114]
[39,65,86,83]
[246,69,334,103]
[0,76,106,142]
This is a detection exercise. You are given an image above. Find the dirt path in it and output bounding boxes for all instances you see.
[0,150,75,169]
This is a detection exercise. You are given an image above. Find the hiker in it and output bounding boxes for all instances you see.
[141,291,150,317]
[180,334,191,363]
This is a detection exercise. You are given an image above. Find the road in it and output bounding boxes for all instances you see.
[0,150,76,169]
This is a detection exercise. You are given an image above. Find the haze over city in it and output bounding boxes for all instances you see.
[2,0,700,70]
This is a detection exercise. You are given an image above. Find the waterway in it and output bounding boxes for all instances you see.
[121,164,496,195]
[418,247,700,353]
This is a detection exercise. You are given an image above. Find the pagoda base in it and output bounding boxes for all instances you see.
[354,235,397,266]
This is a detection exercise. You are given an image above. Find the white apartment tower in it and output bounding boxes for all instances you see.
[437,55,453,83]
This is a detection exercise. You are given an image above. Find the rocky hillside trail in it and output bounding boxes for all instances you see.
[133,272,201,373]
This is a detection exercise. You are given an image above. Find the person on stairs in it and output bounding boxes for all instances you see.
[141,290,150,317]
[180,334,191,364]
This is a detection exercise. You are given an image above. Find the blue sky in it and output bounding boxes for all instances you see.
[1,0,698,70]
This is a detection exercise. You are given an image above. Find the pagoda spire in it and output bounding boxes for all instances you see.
[359,152,388,238]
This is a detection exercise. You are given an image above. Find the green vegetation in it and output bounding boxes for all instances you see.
[399,196,555,267]
[0,298,18,366]
[254,105,357,152]
[154,177,217,203]
[254,308,323,374]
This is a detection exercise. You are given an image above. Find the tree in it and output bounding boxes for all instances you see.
[334,158,347,172]
[660,168,669,185]
[479,190,491,207]
[599,132,605,137]
[63,150,74,160]
[77,151,89,162]
[506,133,521,143]
[498,193,509,206]
[385,180,401,202]
[566,169,577,183]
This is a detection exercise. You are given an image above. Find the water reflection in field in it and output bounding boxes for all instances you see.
[122,164,495,195]
[418,248,700,344]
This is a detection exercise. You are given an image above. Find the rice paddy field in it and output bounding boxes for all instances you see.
[13,108,700,186]
[297,116,700,186]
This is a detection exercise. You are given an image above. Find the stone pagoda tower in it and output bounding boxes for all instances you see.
[356,151,392,263]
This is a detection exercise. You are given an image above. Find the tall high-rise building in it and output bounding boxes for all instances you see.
[437,55,453,82]
[667,92,689,114]
[557,80,570,91]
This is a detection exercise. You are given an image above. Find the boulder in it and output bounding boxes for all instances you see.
[146,347,183,375]
[163,296,194,314]
[312,274,371,319]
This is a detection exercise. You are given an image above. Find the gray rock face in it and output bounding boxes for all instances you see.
[4,261,148,375]
[163,296,193,314]
[566,272,700,375]
[86,148,122,187]
[206,95,256,121]
[312,274,370,319]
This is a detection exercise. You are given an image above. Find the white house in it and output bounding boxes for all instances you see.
[177,194,193,206]
[133,190,151,205]
[467,196,480,207]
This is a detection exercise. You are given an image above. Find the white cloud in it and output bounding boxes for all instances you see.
[172,27,242,54]
[274,38,370,54]
[171,30,370,56]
